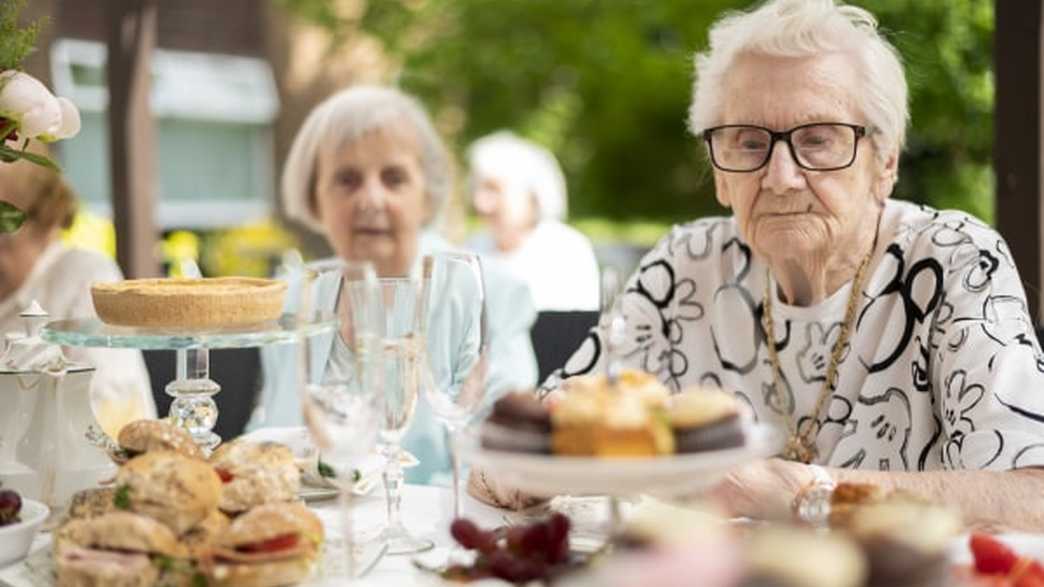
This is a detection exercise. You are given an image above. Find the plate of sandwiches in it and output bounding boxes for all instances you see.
[462,370,780,498]
[51,420,325,587]
[107,420,414,503]
[236,426,419,502]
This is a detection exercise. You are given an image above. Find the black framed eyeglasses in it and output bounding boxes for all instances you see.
[702,123,870,172]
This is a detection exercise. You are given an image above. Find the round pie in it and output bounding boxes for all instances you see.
[91,277,287,329]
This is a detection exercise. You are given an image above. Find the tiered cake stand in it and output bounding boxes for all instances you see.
[41,315,336,451]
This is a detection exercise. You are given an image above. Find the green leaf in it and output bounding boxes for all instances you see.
[0,201,25,234]
[317,459,336,479]
[191,572,208,587]
[154,555,174,572]
[113,484,131,510]
[0,143,60,172]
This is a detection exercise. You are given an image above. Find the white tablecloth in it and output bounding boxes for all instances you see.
[8,484,1044,586]
[0,484,507,587]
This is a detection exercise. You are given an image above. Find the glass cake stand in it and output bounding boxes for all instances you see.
[42,315,336,451]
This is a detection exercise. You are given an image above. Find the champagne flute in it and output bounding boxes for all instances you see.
[419,252,489,521]
[372,276,434,555]
[298,260,383,579]
[599,266,628,531]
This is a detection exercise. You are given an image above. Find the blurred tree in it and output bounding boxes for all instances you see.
[279,0,994,226]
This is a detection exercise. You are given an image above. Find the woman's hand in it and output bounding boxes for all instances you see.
[466,467,547,511]
[704,458,812,520]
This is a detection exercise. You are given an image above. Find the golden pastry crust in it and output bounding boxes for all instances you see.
[117,419,204,462]
[116,451,222,535]
[65,487,116,522]
[209,441,301,513]
[54,512,187,558]
[217,502,323,548]
[91,277,287,329]
[180,509,232,559]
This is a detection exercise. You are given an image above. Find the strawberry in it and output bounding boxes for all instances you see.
[971,533,1018,575]
[1015,561,1044,587]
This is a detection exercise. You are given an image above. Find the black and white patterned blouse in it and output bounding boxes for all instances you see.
[540,200,1044,471]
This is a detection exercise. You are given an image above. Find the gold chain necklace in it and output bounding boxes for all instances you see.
[761,248,874,464]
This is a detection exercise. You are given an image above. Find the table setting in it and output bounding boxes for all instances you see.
[1,252,1043,587]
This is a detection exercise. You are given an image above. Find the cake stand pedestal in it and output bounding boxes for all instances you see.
[41,315,336,451]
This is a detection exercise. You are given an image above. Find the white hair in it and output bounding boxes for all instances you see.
[688,0,908,156]
[467,131,568,221]
[282,85,452,233]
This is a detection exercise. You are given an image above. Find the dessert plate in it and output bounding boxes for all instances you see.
[459,424,781,498]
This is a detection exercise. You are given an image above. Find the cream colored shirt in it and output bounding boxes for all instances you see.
[542,201,1044,472]
[0,242,156,431]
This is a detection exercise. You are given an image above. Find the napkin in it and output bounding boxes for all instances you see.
[240,427,417,493]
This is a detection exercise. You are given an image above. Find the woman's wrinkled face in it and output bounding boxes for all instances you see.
[314,124,429,277]
[471,174,537,238]
[712,52,895,261]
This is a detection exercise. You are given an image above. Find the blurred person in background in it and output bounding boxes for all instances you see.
[0,146,155,433]
[251,86,538,484]
[467,131,600,311]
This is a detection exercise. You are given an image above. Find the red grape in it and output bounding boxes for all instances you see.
[506,526,527,553]
[0,489,21,525]
[546,514,571,564]
[450,518,482,549]
[519,523,550,557]
[450,518,496,553]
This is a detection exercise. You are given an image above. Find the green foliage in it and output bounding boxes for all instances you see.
[283,0,996,228]
[113,484,131,510]
[0,0,41,72]
[0,200,25,233]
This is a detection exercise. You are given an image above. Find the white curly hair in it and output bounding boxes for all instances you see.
[688,0,908,158]
[467,131,568,222]
[282,85,452,233]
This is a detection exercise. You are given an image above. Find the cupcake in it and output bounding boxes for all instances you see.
[481,392,553,454]
[846,497,962,587]
[668,388,745,453]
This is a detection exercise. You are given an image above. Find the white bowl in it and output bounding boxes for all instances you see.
[0,498,49,567]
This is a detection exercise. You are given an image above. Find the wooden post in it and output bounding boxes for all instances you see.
[107,0,159,278]
[995,0,1044,324]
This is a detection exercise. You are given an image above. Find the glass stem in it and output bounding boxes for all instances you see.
[383,447,405,530]
[339,487,355,579]
[447,424,462,520]
[608,496,623,536]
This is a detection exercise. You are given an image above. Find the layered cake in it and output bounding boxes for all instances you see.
[668,388,746,453]
[845,497,962,587]
[550,371,674,457]
[91,277,287,329]
[825,482,889,528]
[481,392,553,453]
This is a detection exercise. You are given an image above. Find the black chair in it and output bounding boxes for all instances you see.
[530,311,600,382]
[143,348,262,441]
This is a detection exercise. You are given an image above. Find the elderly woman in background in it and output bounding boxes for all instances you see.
[0,148,154,431]
[473,0,1044,530]
[251,86,539,484]
[467,131,600,311]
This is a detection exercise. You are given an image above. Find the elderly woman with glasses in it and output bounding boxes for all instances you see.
[251,85,539,484]
[473,0,1044,530]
